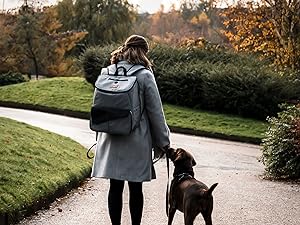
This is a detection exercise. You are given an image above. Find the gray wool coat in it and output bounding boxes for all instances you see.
[91,61,170,182]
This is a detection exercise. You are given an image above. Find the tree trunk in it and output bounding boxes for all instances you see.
[26,37,39,79]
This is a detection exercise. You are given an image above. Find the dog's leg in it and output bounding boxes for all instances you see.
[202,213,213,225]
[184,204,198,225]
[167,208,176,225]
[184,213,196,225]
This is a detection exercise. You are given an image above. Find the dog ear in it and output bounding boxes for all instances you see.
[185,150,196,166]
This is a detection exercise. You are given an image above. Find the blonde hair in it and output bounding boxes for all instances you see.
[110,35,152,68]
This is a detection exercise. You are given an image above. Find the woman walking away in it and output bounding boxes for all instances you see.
[91,34,170,225]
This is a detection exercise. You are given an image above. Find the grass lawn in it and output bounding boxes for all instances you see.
[0,77,93,112]
[164,104,266,140]
[0,117,91,220]
[0,77,267,140]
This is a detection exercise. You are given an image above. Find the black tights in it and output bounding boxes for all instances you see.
[108,179,144,225]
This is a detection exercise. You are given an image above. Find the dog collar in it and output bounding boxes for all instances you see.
[175,173,193,183]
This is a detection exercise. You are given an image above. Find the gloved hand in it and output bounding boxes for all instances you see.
[153,144,170,160]
[162,144,170,152]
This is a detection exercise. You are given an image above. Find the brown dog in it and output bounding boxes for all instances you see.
[166,148,218,225]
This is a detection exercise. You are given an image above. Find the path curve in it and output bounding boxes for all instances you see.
[0,107,299,225]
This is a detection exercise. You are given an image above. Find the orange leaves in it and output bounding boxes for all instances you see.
[221,1,300,70]
[48,30,87,76]
[220,3,279,60]
[0,6,87,76]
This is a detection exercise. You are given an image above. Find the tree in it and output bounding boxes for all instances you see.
[180,0,212,21]
[55,0,74,31]
[40,6,87,75]
[15,4,49,78]
[263,0,300,70]
[221,1,300,70]
[190,11,211,37]
[0,4,87,77]
[149,5,191,44]
[56,0,137,45]
[132,12,151,37]
[179,0,224,43]
[0,13,17,73]
[180,0,220,25]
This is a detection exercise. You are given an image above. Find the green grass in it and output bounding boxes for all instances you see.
[164,104,266,139]
[0,117,91,216]
[0,77,267,139]
[0,77,93,112]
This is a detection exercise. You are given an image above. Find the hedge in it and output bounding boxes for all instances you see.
[79,43,300,120]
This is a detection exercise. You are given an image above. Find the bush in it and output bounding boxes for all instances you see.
[156,62,209,108]
[78,45,116,86]
[0,71,27,86]
[200,65,300,119]
[261,104,300,179]
[79,43,300,120]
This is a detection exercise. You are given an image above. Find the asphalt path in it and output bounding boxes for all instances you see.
[0,107,299,225]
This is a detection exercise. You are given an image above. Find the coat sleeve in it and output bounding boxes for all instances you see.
[143,71,170,148]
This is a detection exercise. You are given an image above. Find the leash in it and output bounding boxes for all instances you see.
[152,148,170,216]
[87,132,98,159]
[165,154,170,216]
[87,143,96,159]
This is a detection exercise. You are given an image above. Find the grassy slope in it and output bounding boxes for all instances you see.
[0,77,93,112]
[0,77,267,139]
[0,117,91,216]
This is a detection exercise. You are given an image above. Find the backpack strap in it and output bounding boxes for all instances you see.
[128,65,149,129]
[127,64,148,76]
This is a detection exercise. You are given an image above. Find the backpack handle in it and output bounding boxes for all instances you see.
[114,65,127,76]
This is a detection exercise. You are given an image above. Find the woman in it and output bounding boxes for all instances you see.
[91,35,170,225]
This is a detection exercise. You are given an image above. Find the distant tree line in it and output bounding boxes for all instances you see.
[135,0,300,70]
[0,0,136,77]
[0,0,299,77]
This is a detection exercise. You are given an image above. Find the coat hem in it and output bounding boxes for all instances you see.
[90,174,153,183]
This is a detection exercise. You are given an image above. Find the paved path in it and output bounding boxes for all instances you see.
[0,107,299,225]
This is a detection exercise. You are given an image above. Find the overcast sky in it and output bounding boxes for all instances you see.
[1,0,180,13]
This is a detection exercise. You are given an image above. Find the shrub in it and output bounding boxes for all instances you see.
[0,71,27,86]
[201,65,300,119]
[78,45,116,86]
[156,62,211,108]
[261,104,300,179]
[79,44,300,120]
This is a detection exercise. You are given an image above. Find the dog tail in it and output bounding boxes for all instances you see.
[207,183,218,196]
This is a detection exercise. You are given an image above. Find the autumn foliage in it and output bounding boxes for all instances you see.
[220,1,300,70]
[0,6,87,77]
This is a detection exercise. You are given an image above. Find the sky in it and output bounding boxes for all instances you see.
[1,0,180,13]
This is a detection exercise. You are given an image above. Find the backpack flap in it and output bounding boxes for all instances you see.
[95,74,137,93]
